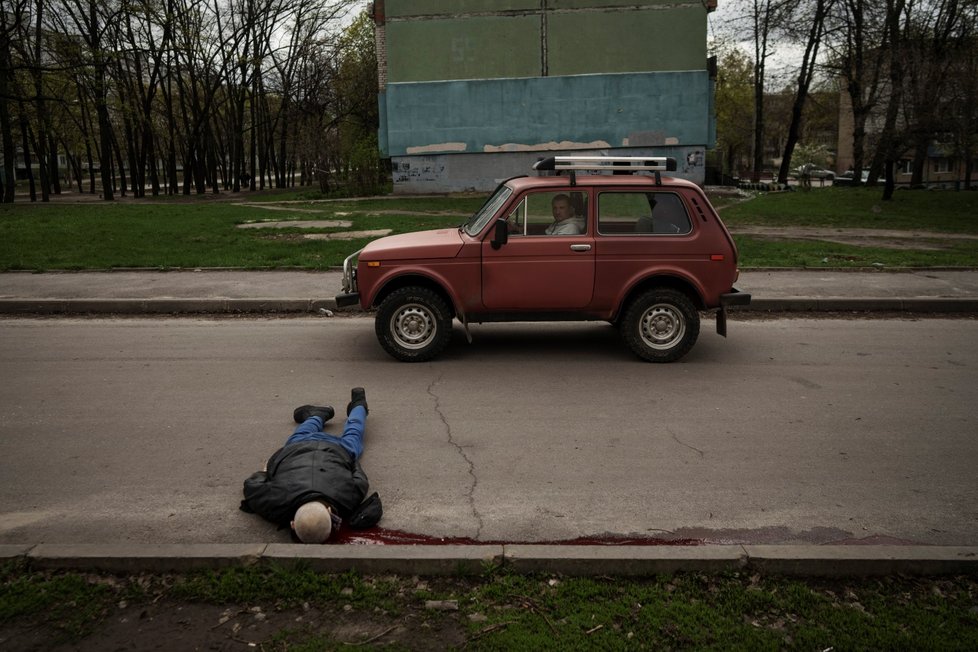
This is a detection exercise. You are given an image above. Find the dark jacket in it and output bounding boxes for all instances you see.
[240,440,369,527]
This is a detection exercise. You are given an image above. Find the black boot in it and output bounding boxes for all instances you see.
[293,405,335,423]
[347,387,368,416]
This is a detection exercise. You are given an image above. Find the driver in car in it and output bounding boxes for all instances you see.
[545,194,586,235]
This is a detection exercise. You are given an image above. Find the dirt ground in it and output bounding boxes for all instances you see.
[1,588,472,651]
[726,225,978,250]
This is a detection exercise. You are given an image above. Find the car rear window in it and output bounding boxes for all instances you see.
[597,192,692,235]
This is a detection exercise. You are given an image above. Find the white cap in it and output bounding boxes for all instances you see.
[292,501,332,543]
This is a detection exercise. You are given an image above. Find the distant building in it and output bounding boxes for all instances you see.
[837,89,969,187]
[835,38,977,188]
[374,0,717,193]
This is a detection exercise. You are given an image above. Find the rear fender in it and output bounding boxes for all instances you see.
[614,272,707,322]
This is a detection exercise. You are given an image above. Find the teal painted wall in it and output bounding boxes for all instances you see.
[378,1,715,189]
[382,71,711,157]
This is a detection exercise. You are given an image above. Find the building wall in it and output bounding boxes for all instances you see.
[376,0,715,192]
[384,71,711,156]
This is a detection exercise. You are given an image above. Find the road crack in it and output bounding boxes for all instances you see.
[669,430,705,458]
[427,374,483,539]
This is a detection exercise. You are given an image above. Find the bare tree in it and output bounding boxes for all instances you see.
[2,0,369,202]
[171,0,246,194]
[949,3,977,189]
[0,0,29,203]
[113,0,174,197]
[903,0,968,186]
[50,0,123,200]
[877,0,907,200]
[776,0,834,184]
[21,0,52,201]
[742,0,797,181]
[823,0,889,185]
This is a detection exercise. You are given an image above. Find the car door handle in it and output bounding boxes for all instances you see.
[570,244,591,252]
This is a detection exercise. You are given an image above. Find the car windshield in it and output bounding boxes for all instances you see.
[462,184,513,236]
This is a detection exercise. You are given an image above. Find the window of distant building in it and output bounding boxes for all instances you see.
[932,158,952,174]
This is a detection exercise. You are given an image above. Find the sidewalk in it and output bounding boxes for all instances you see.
[1,268,977,314]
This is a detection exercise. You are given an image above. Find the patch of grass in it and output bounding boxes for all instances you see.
[2,188,976,270]
[220,187,486,215]
[170,565,403,613]
[0,558,120,641]
[735,236,978,268]
[461,572,978,650]
[0,198,472,271]
[2,562,977,649]
[720,187,978,233]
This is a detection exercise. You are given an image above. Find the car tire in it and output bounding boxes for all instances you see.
[375,287,453,362]
[620,289,700,362]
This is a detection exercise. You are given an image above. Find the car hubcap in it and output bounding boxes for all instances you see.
[639,303,685,350]
[391,304,436,350]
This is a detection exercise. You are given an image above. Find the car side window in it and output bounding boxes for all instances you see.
[508,191,588,236]
[598,192,692,235]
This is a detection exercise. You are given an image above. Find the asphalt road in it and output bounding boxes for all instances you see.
[1,316,976,547]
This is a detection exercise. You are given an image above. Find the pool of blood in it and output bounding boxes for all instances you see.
[331,527,700,546]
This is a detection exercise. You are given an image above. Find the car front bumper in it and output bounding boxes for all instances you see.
[335,292,360,308]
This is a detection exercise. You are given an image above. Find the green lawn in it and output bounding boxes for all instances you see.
[0,187,975,270]
[720,187,978,267]
[719,186,978,233]
[2,562,976,649]
[0,196,480,271]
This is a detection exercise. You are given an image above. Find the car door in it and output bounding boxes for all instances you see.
[481,189,595,310]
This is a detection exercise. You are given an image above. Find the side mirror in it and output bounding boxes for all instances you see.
[490,218,509,250]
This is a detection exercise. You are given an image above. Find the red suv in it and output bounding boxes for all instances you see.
[336,157,750,362]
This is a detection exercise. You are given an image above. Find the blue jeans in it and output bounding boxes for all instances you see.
[285,406,366,460]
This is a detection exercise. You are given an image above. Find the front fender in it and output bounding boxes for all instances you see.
[364,265,469,320]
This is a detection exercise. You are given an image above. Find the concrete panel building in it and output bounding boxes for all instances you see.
[374,0,717,193]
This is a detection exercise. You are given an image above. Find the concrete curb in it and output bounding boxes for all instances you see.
[4,544,976,576]
[0,298,340,315]
[1,298,977,315]
[742,298,978,313]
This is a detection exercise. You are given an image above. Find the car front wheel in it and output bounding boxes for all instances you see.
[620,289,700,362]
[375,287,453,362]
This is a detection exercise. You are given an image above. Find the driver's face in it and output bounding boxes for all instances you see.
[552,199,573,221]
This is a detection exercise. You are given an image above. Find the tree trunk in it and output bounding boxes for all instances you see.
[880,0,906,201]
[49,135,61,194]
[750,0,773,183]
[777,0,827,185]
[0,64,14,203]
[113,129,128,196]
[88,0,115,201]
[31,0,49,201]
[17,101,36,201]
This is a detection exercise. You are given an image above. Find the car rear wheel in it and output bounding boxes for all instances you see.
[620,289,700,362]
[375,287,453,362]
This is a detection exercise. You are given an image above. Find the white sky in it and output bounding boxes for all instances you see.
[709,0,808,83]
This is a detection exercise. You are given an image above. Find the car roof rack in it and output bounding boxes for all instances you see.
[533,156,677,186]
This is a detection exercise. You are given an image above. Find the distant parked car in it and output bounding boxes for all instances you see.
[836,170,869,184]
[794,164,835,180]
